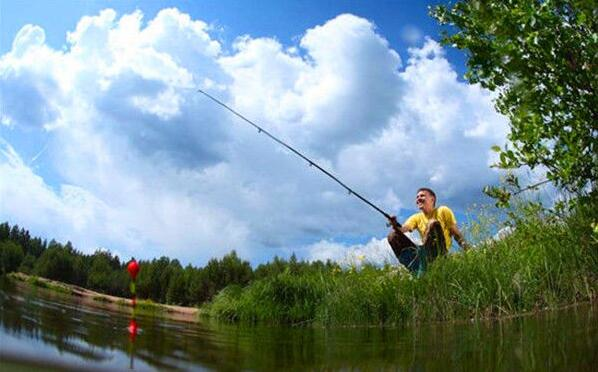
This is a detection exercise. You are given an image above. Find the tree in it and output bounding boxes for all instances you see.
[254,256,287,279]
[87,252,113,292]
[34,245,76,283]
[219,251,253,286]
[136,256,173,302]
[186,268,210,304]
[431,0,597,205]
[166,270,187,305]
[28,237,45,258]
[18,254,36,274]
[9,225,20,242]
[0,241,24,274]
[0,222,10,241]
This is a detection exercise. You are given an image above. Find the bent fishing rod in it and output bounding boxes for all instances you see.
[198,89,401,228]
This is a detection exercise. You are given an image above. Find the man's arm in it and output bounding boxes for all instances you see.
[449,224,469,251]
[388,215,414,234]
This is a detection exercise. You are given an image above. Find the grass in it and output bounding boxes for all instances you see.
[136,299,165,314]
[202,202,598,326]
[92,295,111,303]
[24,275,74,295]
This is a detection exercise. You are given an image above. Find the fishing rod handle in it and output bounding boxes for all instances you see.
[387,215,402,230]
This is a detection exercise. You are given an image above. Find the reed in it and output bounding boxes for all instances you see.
[202,202,597,326]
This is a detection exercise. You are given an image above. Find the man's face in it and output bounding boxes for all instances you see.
[415,190,435,212]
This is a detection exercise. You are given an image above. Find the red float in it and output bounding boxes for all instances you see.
[127,259,140,280]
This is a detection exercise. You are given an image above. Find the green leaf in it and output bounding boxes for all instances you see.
[432,0,597,200]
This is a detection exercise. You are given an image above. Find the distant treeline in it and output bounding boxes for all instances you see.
[0,222,339,306]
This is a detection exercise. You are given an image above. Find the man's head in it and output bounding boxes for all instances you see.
[416,187,436,213]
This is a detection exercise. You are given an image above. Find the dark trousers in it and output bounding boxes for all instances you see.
[388,222,446,274]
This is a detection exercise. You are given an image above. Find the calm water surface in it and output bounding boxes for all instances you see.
[0,279,596,371]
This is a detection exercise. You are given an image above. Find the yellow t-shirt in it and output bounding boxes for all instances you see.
[404,206,457,251]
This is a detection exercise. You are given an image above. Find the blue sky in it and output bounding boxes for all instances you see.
[2,1,464,61]
[0,0,510,266]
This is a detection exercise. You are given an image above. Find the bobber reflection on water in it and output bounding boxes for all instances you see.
[127,258,140,369]
[128,318,138,342]
[128,315,138,369]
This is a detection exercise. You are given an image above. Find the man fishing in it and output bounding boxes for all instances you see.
[199,90,469,274]
[387,187,468,274]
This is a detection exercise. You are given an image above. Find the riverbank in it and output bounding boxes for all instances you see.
[6,269,597,328]
[4,203,596,327]
[203,204,598,325]
[7,272,199,323]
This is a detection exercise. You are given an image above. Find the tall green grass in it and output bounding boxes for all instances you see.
[202,203,597,326]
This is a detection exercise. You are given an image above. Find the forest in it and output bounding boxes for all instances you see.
[0,221,339,306]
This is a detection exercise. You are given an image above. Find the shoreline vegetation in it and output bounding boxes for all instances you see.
[3,271,596,327]
[6,272,199,322]
[203,203,597,326]
[1,201,597,326]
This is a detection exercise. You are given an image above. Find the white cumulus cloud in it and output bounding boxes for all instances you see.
[0,10,509,265]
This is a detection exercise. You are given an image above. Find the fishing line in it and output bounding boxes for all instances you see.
[198,89,398,226]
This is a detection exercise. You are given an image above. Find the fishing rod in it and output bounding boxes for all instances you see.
[197,89,401,228]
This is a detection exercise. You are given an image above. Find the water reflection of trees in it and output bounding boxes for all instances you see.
[202,307,597,370]
[1,286,114,363]
[1,281,596,370]
[0,282,225,369]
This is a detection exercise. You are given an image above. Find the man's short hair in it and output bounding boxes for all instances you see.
[417,187,436,206]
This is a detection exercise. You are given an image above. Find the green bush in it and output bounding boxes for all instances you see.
[207,269,331,324]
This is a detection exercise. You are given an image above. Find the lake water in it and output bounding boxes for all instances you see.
[1,278,596,371]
